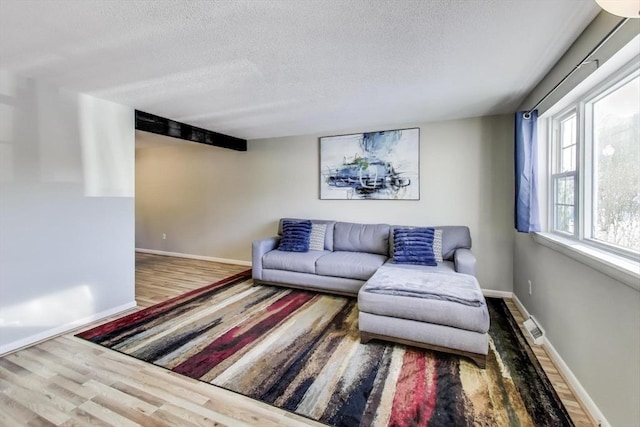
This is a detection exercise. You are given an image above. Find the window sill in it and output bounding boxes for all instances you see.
[533,232,640,291]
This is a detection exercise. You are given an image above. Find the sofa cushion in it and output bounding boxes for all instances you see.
[392,227,437,266]
[358,292,490,334]
[359,268,489,333]
[261,269,365,296]
[333,222,390,255]
[315,251,387,281]
[278,219,312,252]
[262,249,328,274]
[279,218,335,251]
[359,312,489,355]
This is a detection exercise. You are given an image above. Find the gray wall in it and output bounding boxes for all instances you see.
[136,114,514,292]
[514,235,639,426]
[0,72,135,353]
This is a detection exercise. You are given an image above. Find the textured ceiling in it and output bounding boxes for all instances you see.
[0,0,600,140]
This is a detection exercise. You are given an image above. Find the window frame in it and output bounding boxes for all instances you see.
[545,58,640,261]
[549,108,579,238]
[582,68,640,259]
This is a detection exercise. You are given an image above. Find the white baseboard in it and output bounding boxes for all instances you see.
[135,248,252,267]
[511,293,531,319]
[482,289,513,298]
[0,301,137,356]
[512,293,608,427]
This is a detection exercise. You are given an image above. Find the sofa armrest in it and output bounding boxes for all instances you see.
[454,248,476,276]
[252,236,280,280]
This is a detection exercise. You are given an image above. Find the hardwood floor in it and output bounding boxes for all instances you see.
[0,253,595,426]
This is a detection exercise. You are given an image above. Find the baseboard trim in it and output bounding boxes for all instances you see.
[135,248,252,267]
[512,294,608,427]
[0,301,137,356]
[482,289,512,298]
[511,293,531,319]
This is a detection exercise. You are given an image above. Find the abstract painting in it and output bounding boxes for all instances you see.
[320,128,419,200]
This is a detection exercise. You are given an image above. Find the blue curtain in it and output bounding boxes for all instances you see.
[515,110,541,232]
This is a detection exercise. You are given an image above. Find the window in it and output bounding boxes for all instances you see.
[551,111,578,236]
[590,76,640,252]
[547,62,639,259]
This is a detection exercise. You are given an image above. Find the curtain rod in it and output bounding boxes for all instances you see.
[524,17,630,119]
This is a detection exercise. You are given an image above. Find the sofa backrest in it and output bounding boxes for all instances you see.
[277,218,470,260]
[437,226,472,260]
[390,225,472,260]
[333,222,390,256]
[278,218,336,251]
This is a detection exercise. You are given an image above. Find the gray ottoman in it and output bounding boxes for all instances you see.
[357,266,490,368]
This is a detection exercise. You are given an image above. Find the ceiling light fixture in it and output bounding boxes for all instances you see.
[595,0,640,18]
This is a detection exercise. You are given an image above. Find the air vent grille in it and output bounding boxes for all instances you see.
[523,317,544,345]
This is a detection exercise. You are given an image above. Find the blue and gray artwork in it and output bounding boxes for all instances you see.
[320,128,419,200]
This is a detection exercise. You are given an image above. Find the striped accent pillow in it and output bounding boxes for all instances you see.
[278,220,312,252]
[309,223,327,251]
[392,227,437,266]
[433,229,443,263]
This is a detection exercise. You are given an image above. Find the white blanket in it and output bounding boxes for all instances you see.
[364,266,484,307]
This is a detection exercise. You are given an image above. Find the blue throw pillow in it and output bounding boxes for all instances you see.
[278,220,312,252]
[392,227,437,266]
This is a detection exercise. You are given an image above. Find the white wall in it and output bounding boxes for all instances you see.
[136,114,514,292]
[514,234,639,427]
[0,71,135,353]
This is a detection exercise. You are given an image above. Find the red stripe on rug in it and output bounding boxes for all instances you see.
[173,290,316,378]
[78,269,252,340]
[389,350,438,426]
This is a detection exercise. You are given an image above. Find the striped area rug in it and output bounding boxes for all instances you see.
[77,271,573,426]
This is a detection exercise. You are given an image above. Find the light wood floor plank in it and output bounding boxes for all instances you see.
[75,400,140,427]
[0,253,593,426]
[0,393,44,426]
[0,378,72,425]
[61,407,117,427]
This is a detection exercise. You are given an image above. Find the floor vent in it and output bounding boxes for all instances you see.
[523,316,544,345]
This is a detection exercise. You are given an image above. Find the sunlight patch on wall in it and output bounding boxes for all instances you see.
[0,71,15,183]
[0,285,94,328]
[79,93,134,197]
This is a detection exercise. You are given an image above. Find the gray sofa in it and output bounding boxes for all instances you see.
[252,218,477,295]
[252,218,489,367]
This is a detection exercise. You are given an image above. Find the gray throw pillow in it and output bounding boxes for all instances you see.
[309,223,327,251]
[433,229,443,263]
